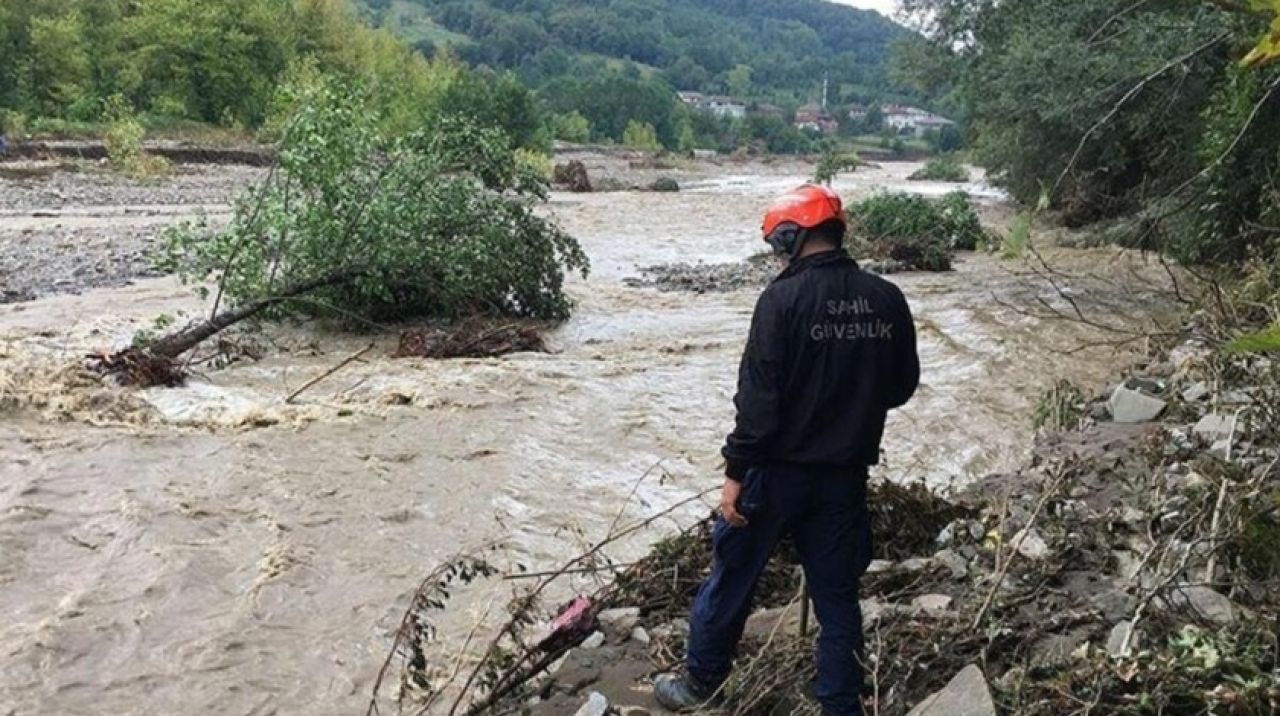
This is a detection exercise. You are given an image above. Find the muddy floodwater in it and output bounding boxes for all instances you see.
[0,155,1176,714]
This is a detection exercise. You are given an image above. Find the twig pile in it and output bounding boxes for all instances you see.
[395,320,548,359]
[85,348,187,387]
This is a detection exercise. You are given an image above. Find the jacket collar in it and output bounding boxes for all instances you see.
[775,249,858,281]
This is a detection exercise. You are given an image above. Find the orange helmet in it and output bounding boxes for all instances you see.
[762,184,845,257]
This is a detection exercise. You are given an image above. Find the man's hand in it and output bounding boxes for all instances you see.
[720,477,748,527]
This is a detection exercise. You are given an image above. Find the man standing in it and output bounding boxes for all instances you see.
[655,184,919,716]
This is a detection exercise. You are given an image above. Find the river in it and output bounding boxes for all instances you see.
[0,155,1176,714]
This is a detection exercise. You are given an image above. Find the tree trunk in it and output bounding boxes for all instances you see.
[146,272,354,359]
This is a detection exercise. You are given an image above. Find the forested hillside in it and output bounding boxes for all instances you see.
[0,0,544,150]
[356,0,906,106]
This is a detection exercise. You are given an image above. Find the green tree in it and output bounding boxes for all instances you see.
[161,78,588,341]
[623,119,661,150]
[25,10,92,117]
[726,63,753,98]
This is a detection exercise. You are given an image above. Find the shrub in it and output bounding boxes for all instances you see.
[814,149,860,185]
[622,120,661,151]
[909,155,968,182]
[103,96,170,178]
[162,79,588,324]
[849,191,989,270]
[552,111,592,143]
[0,110,26,137]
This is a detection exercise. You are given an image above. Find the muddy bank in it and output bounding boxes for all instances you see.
[0,155,1182,715]
[4,139,276,166]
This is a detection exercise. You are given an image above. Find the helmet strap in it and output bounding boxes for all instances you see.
[767,223,811,260]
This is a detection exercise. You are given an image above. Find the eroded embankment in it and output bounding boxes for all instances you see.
[0,155,1182,715]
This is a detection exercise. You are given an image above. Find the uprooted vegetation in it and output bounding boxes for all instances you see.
[85,78,586,386]
[908,155,969,183]
[848,191,991,272]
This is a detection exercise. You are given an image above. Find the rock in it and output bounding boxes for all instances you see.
[933,549,969,580]
[1158,586,1240,626]
[648,177,680,192]
[574,691,608,716]
[866,559,895,574]
[580,631,606,649]
[900,557,931,572]
[1222,389,1254,405]
[1111,550,1143,582]
[906,664,996,716]
[1108,384,1167,423]
[553,160,592,192]
[744,606,801,640]
[911,594,953,616]
[597,607,641,640]
[1014,528,1050,560]
[1106,620,1140,658]
[1181,382,1210,402]
[1193,413,1235,440]
[616,707,651,716]
[630,626,651,645]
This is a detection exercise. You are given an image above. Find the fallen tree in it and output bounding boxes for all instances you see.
[93,78,587,385]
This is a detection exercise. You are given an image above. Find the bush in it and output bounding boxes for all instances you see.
[552,111,592,143]
[814,149,860,185]
[0,110,26,137]
[622,120,661,151]
[849,191,989,270]
[163,79,588,323]
[909,155,968,182]
[102,96,170,178]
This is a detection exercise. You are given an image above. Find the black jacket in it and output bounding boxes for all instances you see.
[722,250,919,481]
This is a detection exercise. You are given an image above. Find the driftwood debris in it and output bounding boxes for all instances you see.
[395,321,548,359]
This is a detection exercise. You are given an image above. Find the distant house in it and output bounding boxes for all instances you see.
[846,104,869,121]
[884,105,955,137]
[705,96,747,119]
[677,91,704,107]
[794,103,838,135]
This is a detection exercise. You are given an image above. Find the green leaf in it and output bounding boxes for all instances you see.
[1225,323,1280,353]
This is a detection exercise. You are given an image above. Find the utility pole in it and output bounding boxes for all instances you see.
[821,73,829,112]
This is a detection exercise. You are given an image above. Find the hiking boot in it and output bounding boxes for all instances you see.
[653,672,717,712]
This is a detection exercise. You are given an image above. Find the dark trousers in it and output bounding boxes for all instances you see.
[686,464,872,716]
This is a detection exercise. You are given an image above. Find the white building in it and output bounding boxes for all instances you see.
[704,96,747,119]
[884,105,955,137]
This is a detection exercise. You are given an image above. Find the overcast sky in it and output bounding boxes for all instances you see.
[828,0,899,18]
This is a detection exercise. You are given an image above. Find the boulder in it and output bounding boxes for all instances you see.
[1106,620,1141,658]
[1193,413,1235,440]
[648,177,680,192]
[580,631,606,649]
[629,626,651,645]
[1108,384,1167,423]
[597,607,641,641]
[574,691,609,716]
[744,605,801,640]
[906,664,996,716]
[1014,528,1050,560]
[933,549,969,580]
[1158,586,1241,626]
[911,594,953,616]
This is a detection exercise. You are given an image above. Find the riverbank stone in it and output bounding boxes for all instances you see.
[1109,384,1167,423]
[574,691,608,716]
[906,664,997,716]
